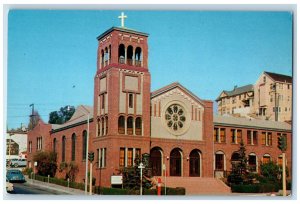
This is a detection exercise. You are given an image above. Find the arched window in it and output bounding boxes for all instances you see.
[127,116,133,135]
[189,149,201,177]
[62,136,66,162]
[118,44,125,64]
[262,154,271,164]
[97,118,100,137]
[71,133,76,161]
[135,117,142,135]
[53,138,56,153]
[118,116,125,134]
[101,117,105,136]
[231,152,240,172]
[109,45,111,63]
[170,148,182,176]
[135,47,142,67]
[105,116,108,135]
[127,45,133,65]
[82,131,87,160]
[248,153,257,172]
[101,50,104,67]
[104,47,108,65]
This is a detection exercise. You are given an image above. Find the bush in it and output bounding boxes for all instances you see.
[33,151,57,177]
[22,167,33,175]
[93,186,185,195]
[231,183,280,193]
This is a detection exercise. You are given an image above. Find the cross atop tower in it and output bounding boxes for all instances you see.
[118,12,127,27]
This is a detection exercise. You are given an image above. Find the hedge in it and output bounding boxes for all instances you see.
[30,174,185,195]
[231,183,280,193]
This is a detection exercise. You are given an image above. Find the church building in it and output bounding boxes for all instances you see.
[27,14,292,194]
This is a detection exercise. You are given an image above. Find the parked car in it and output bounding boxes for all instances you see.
[10,158,27,168]
[6,179,14,192]
[6,169,26,183]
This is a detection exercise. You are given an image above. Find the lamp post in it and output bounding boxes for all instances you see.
[138,162,144,195]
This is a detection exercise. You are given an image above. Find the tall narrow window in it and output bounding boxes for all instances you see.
[247,130,252,145]
[62,136,66,162]
[220,128,226,143]
[135,148,141,160]
[97,149,100,168]
[214,128,219,142]
[101,94,105,109]
[231,129,236,143]
[215,154,224,170]
[253,131,258,145]
[262,132,266,145]
[119,148,125,167]
[101,117,105,135]
[135,117,142,135]
[29,141,32,153]
[237,130,242,144]
[127,148,133,167]
[97,118,100,137]
[129,93,133,108]
[82,131,87,160]
[105,116,108,135]
[71,133,76,161]
[118,116,125,134]
[127,117,133,135]
[267,132,272,146]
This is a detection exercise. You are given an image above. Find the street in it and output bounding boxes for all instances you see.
[7,182,69,195]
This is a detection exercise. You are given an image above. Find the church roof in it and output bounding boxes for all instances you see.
[216,84,253,101]
[97,26,149,40]
[151,82,209,106]
[264,71,292,83]
[51,105,93,132]
[213,115,291,131]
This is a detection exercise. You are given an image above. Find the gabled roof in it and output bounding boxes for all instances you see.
[264,71,292,83]
[213,115,291,131]
[216,84,253,101]
[97,26,149,40]
[51,105,93,132]
[151,82,208,106]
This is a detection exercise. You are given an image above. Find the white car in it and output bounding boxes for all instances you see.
[6,180,14,192]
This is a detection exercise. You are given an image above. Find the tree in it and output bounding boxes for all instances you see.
[48,105,75,124]
[227,140,249,185]
[28,111,42,130]
[59,161,79,181]
[120,153,152,190]
[33,151,57,177]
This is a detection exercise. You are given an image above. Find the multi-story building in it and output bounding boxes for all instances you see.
[26,16,292,194]
[254,71,292,122]
[216,84,254,116]
[216,72,292,122]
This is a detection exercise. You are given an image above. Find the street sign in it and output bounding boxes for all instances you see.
[34,162,37,166]
[111,175,123,185]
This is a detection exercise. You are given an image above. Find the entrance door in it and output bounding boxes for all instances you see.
[189,150,200,177]
[170,148,182,176]
[150,148,162,176]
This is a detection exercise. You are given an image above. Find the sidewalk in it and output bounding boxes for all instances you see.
[25,175,86,195]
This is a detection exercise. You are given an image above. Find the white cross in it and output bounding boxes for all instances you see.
[118,12,127,27]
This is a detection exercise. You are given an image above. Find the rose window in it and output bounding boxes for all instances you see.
[165,104,186,131]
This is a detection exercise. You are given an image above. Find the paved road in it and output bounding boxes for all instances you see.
[7,182,69,195]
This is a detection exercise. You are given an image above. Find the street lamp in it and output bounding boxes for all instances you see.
[68,105,90,195]
[138,162,145,195]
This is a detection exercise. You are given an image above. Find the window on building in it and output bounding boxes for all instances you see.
[29,141,32,153]
[135,148,141,160]
[232,97,236,104]
[261,132,266,145]
[248,154,257,172]
[82,130,87,160]
[215,154,224,170]
[105,116,108,135]
[101,94,105,109]
[97,118,100,137]
[267,132,272,146]
[247,130,251,145]
[129,93,133,108]
[287,84,290,89]
[119,148,125,167]
[262,155,271,164]
[277,156,283,167]
[231,129,236,143]
[263,76,266,83]
[253,131,258,145]
[127,148,133,167]
[97,148,106,168]
[127,117,133,135]
[135,117,142,135]
[101,117,105,135]
[71,133,76,161]
[237,130,242,144]
[118,116,125,134]
[214,128,219,142]
[220,128,226,143]
[62,136,66,162]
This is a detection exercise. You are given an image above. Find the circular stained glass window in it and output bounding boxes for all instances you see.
[165,104,186,132]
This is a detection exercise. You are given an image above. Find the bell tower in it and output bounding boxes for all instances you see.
[93,13,151,139]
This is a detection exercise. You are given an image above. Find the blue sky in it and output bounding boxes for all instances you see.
[7,10,293,129]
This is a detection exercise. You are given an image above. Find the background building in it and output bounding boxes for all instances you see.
[216,71,292,122]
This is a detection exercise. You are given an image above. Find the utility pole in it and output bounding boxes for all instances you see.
[29,104,35,129]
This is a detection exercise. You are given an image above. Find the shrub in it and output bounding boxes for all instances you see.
[22,167,33,175]
[33,151,57,177]
[231,183,280,193]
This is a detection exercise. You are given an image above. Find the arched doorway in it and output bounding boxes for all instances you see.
[189,149,201,177]
[170,148,182,176]
[150,147,162,176]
